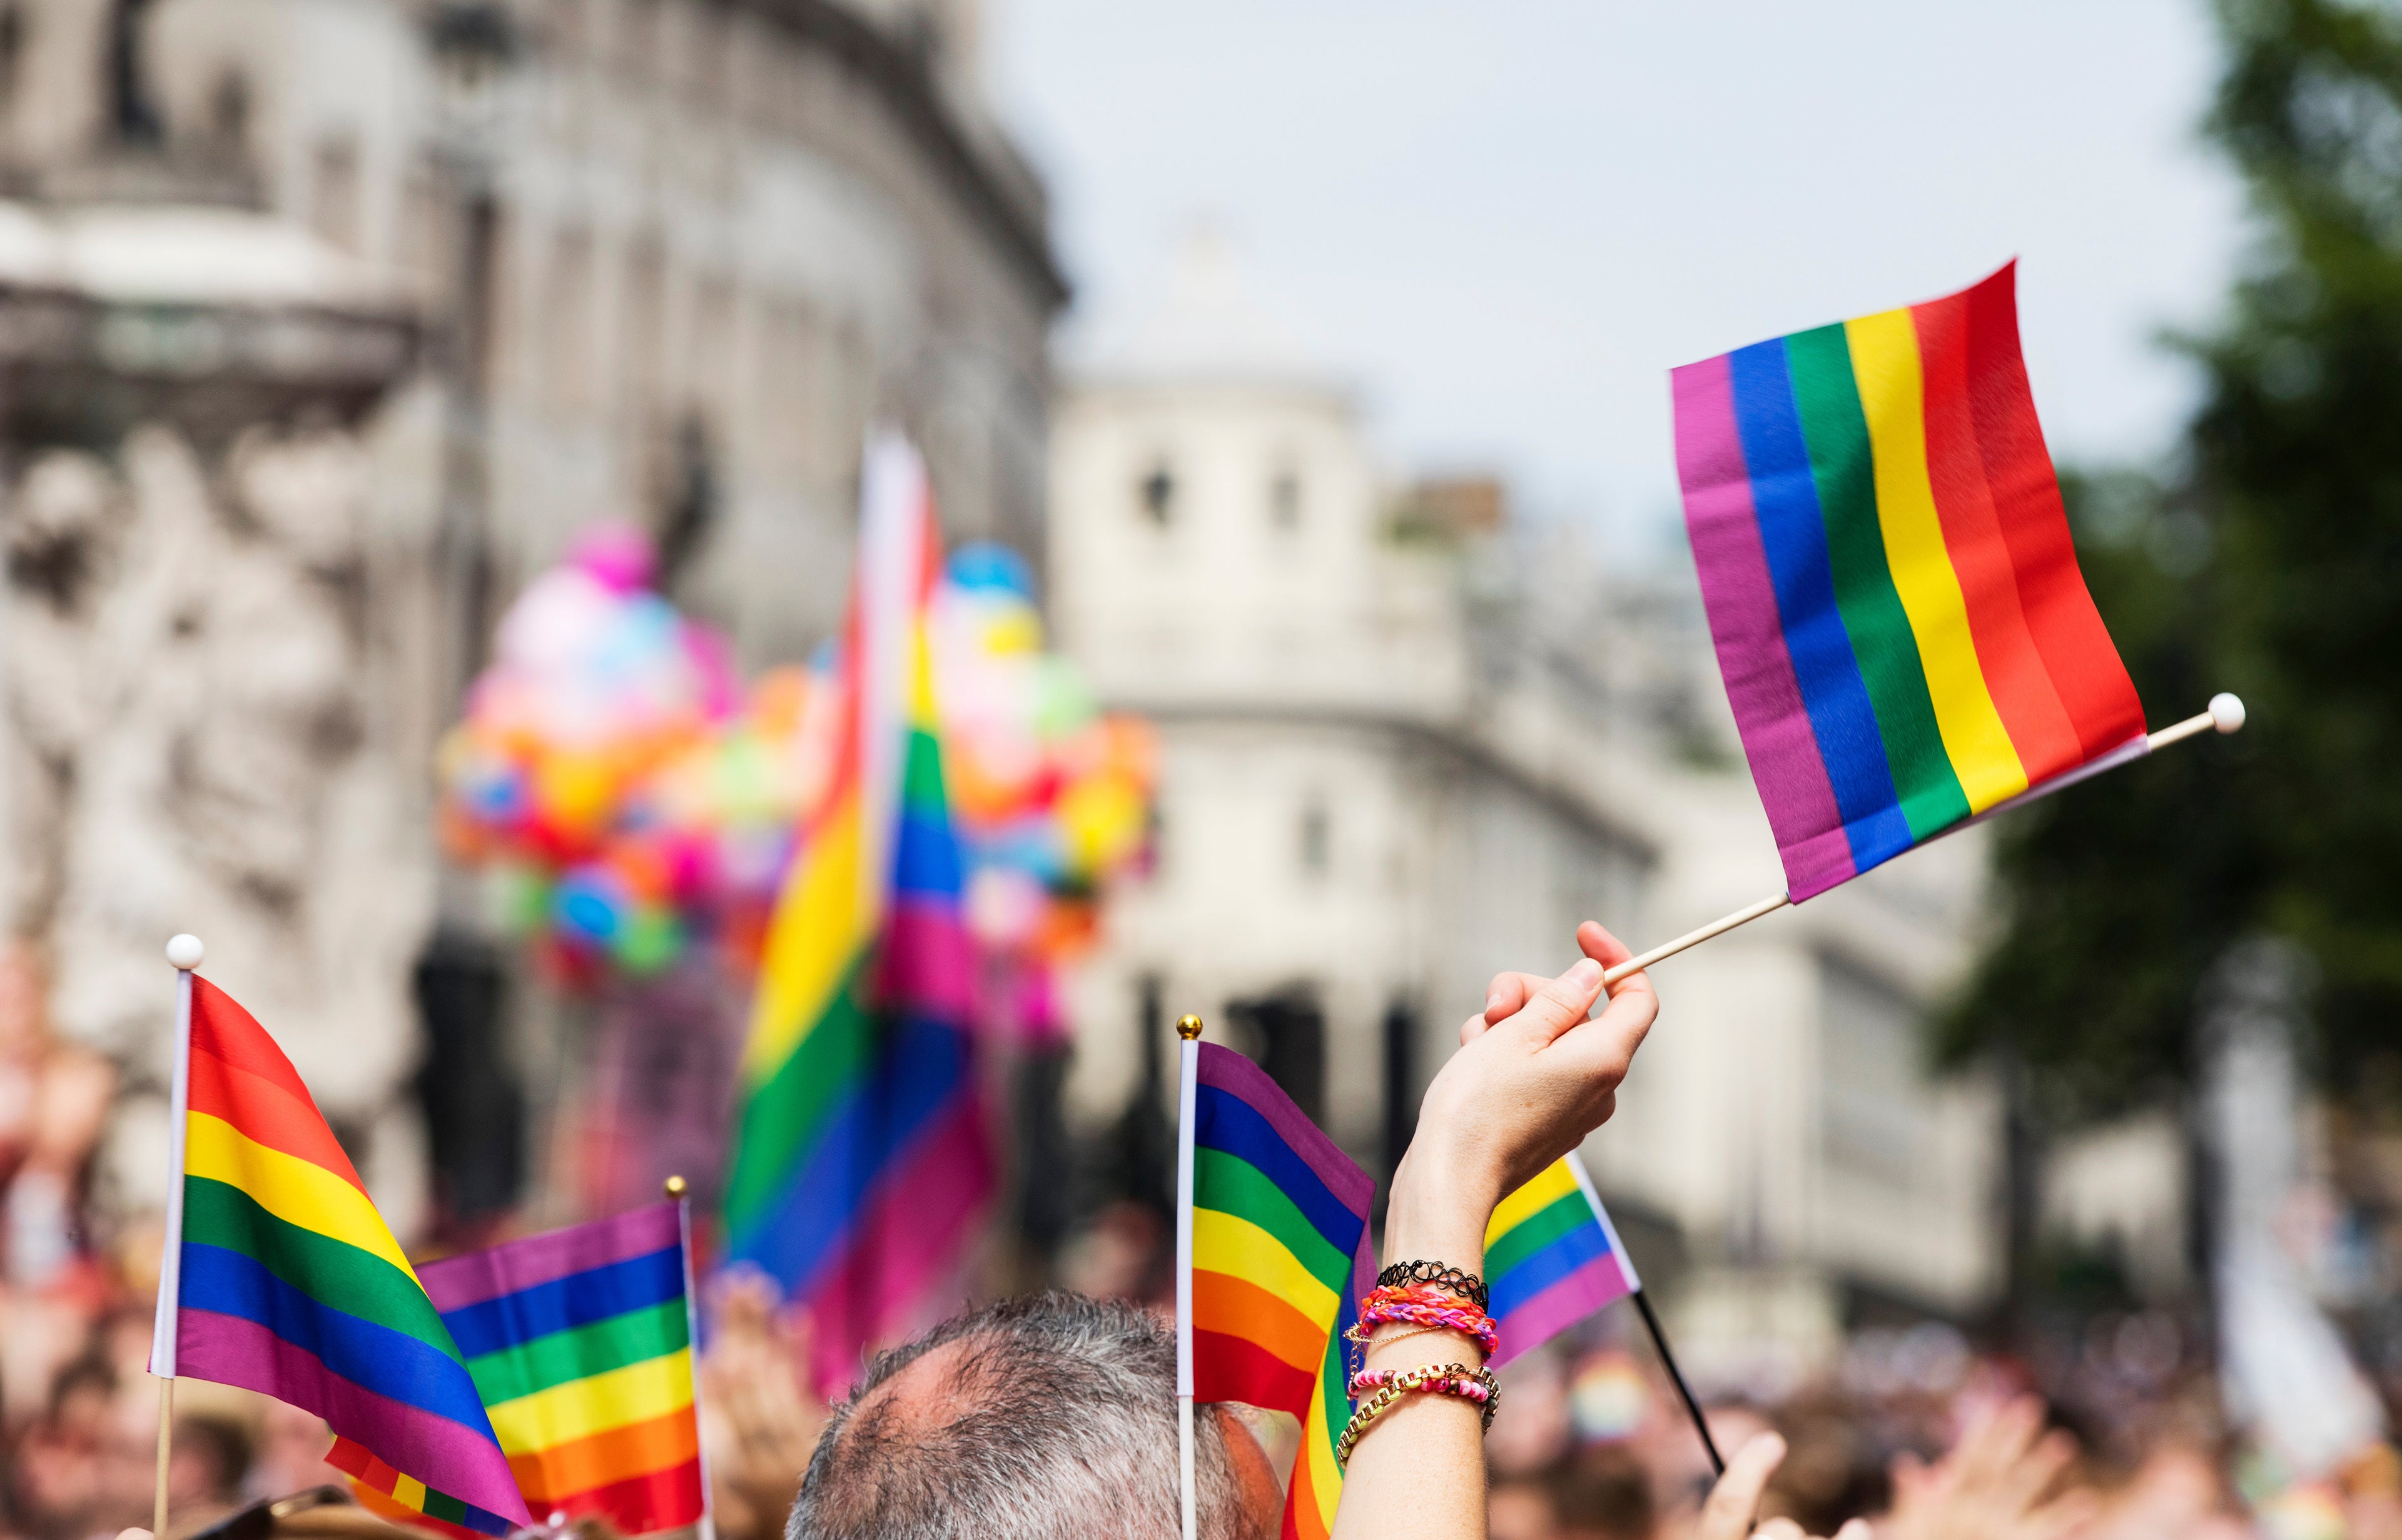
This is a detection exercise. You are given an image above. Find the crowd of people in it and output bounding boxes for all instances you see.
[1,933,2398,1538]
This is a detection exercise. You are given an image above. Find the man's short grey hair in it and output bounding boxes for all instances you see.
[788,1290,1264,1540]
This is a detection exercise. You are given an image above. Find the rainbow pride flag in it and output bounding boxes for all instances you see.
[1484,1153,1638,1369]
[152,978,529,1529]
[330,1202,705,1537]
[724,432,991,1394]
[1180,1041,1373,1540]
[1671,262,2147,900]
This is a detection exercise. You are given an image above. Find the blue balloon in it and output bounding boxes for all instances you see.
[947,541,1036,600]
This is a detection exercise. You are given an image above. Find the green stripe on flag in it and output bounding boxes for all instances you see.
[1783,324,1967,839]
[180,1177,460,1360]
[724,953,878,1235]
[464,1298,691,1406]
[1193,1147,1353,1296]
[1485,1190,1597,1282]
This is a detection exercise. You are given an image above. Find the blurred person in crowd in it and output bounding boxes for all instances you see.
[699,1273,828,1540]
[168,1412,255,1531]
[11,1354,146,1540]
[1554,1444,1652,1540]
[1486,1474,1563,1540]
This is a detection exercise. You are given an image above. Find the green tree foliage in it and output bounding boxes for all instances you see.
[1943,0,2402,1119]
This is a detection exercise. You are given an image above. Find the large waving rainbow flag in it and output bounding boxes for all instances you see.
[153,977,530,1529]
[330,1202,704,1538]
[1180,1041,1373,1540]
[1484,1153,1638,1370]
[1671,262,2146,900]
[724,431,991,1394]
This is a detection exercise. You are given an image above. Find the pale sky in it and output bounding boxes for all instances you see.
[988,0,2249,552]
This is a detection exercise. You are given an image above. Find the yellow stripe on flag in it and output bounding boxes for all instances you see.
[485,1348,696,1454]
[392,1474,427,1509]
[183,1112,419,1281]
[1844,308,2029,813]
[1300,1375,1344,1533]
[1487,1158,1581,1242]
[1191,1210,1340,1331]
[741,798,877,1083]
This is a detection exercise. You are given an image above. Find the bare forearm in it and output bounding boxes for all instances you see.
[1327,1153,1496,1540]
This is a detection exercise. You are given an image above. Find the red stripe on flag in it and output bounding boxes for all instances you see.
[1960,262,2146,758]
[543,1457,707,1536]
[1910,290,2087,785]
[1192,1328,1315,1418]
[187,1044,369,1192]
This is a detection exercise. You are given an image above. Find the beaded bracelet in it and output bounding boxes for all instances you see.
[1349,1362,1501,1429]
[1335,1362,1501,1466]
[1376,1260,1490,1313]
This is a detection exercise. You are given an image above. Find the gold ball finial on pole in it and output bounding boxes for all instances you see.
[662,1175,688,1200]
[1175,1014,1204,1041]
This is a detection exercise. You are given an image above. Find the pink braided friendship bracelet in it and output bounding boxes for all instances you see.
[1355,1284,1499,1357]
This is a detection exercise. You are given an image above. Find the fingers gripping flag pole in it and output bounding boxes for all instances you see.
[1173,1014,1202,1540]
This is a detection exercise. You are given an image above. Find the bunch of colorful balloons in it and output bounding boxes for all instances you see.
[436,529,1152,998]
[933,545,1155,1036]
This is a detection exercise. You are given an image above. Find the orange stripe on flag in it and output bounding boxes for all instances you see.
[188,1045,369,1193]
[510,1406,700,1504]
[1192,1267,1324,1376]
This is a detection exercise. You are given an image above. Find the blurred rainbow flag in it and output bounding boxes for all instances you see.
[1671,263,2146,900]
[331,1202,706,1538]
[722,431,991,1392]
[1180,1041,1373,1540]
[1484,1152,1638,1369]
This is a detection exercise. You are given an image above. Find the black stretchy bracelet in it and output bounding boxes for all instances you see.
[1376,1260,1489,1312]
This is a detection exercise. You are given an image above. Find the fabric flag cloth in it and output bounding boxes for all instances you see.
[1484,1152,1639,1370]
[1182,1041,1374,1540]
[151,977,530,1531]
[722,430,991,1395]
[329,1202,706,1539]
[1671,261,2147,901]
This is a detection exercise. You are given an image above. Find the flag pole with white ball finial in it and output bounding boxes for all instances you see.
[153,933,205,1539]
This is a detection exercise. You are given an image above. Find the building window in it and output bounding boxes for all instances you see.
[1269,465,1302,530]
[0,8,29,122]
[1138,460,1175,526]
[1298,798,1329,878]
[311,136,361,254]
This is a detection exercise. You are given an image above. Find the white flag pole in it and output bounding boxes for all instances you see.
[1173,1013,1204,1540]
[1598,696,2247,989]
[153,933,205,1538]
[666,1177,715,1540]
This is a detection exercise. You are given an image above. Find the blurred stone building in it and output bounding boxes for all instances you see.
[1050,232,2005,1378]
[0,0,1061,1237]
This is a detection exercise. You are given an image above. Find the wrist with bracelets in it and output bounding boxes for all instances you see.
[1337,1361,1502,1465]
[1335,1261,1499,1465]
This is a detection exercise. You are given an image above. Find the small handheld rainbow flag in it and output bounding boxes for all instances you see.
[151,970,530,1531]
[1484,1153,1638,1369]
[1177,1037,1373,1540]
[1671,262,2147,901]
[330,1200,707,1539]
[724,431,992,1394]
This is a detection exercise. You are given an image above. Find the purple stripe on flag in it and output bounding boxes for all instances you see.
[1673,354,1857,899]
[879,898,975,1020]
[418,1202,684,1314]
[1487,1256,1637,1372]
[804,1096,994,1396]
[1195,1043,1373,1221]
[177,1308,532,1523]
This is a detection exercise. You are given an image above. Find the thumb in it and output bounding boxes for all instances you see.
[1696,1432,1785,1540]
[1508,958,1605,1045]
